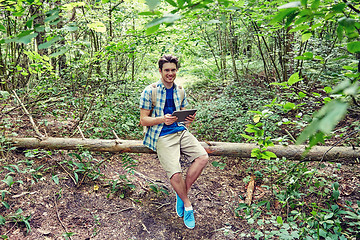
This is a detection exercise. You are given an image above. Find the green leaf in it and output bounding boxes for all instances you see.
[2,201,10,209]
[45,9,59,23]
[49,47,68,58]
[332,79,351,94]
[138,11,162,16]
[146,0,160,11]
[38,36,62,50]
[276,216,283,224]
[310,0,320,10]
[319,228,327,238]
[332,190,340,200]
[317,101,348,134]
[347,41,360,53]
[87,21,106,33]
[0,23,6,33]
[2,176,13,187]
[146,14,182,28]
[270,8,298,25]
[300,0,307,7]
[207,20,222,24]
[270,82,288,88]
[338,17,356,33]
[6,31,38,44]
[344,82,359,96]
[52,174,59,184]
[331,3,346,13]
[298,91,306,98]
[301,32,312,42]
[0,215,5,225]
[145,24,160,35]
[288,72,301,85]
[177,0,185,8]
[262,151,277,159]
[63,23,78,32]
[284,102,296,111]
[278,2,301,9]
[324,86,332,93]
[165,0,177,7]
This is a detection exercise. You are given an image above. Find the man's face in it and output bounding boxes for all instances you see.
[159,62,177,85]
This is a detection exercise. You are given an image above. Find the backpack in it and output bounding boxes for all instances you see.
[143,83,185,134]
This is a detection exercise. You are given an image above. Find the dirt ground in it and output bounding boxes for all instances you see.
[1,149,258,240]
[2,148,359,240]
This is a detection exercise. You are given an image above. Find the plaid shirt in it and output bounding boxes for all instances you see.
[139,80,188,151]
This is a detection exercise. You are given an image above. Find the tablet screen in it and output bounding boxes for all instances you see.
[171,109,197,122]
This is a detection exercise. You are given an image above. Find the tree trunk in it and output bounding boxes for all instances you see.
[9,137,360,162]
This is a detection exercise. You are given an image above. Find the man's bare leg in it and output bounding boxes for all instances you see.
[185,154,208,193]
[171,173,191,207]
[171,154,208,205]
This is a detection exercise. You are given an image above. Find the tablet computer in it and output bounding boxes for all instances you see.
[172,109,197,122]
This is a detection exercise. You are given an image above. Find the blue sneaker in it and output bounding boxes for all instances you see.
[176,193,184,217]
[184,209,195,229]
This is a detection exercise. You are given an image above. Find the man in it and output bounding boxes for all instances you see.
[139,54,208,229]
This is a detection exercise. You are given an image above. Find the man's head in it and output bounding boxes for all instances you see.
[158,55,179,87]
[158,54,179,71]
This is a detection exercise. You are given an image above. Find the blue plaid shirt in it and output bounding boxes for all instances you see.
[139,80,188,151]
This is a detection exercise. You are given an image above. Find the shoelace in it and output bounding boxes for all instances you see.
[184,210,194,221]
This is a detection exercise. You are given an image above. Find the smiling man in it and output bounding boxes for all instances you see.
[139,54,208,229]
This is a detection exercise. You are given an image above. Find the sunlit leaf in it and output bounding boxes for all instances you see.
[278,1,301,9]
[310,0,320,10]
[207,19,222,24]
[138,11,162,16]
[165,0,177,7]
[317,101,348,133]
[332,79,351,94]
[146,14,182,28]
[87,21,106,33]
[145,24,160,35]
[146,0,160,11]
[347,41,360,53]
[301,32,312,42]
[288,72,301,85]
[324,86,332,94]
[63,23,78,32]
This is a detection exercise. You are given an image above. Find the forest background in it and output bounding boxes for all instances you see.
[0,0,359,239]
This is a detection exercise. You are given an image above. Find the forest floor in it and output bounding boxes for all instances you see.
[1,150,256,240]
[1,137,360,240]
[1,77,360,240]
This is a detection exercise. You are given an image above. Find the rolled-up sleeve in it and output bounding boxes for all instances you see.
[139,87,152,110]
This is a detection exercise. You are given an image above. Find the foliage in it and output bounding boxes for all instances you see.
[0,0,359,238]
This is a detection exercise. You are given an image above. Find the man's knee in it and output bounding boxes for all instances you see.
[170,172,182,182]
[195,154,208,167]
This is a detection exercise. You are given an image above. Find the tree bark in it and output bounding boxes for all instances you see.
[8,137,360,162]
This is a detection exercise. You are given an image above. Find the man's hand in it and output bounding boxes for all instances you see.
[164,114,177,125]
[184,113,196,124]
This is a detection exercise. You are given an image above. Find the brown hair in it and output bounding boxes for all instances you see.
[158,54,179,70]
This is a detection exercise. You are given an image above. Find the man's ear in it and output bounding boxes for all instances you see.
[159,68,162,73]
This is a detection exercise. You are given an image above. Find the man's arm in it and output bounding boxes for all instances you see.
[140,108,177,126]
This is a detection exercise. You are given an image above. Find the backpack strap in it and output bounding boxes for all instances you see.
[150,83,157,107]
[177,85,185,104]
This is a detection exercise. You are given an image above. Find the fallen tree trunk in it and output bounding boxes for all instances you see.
[8,137,360,162]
